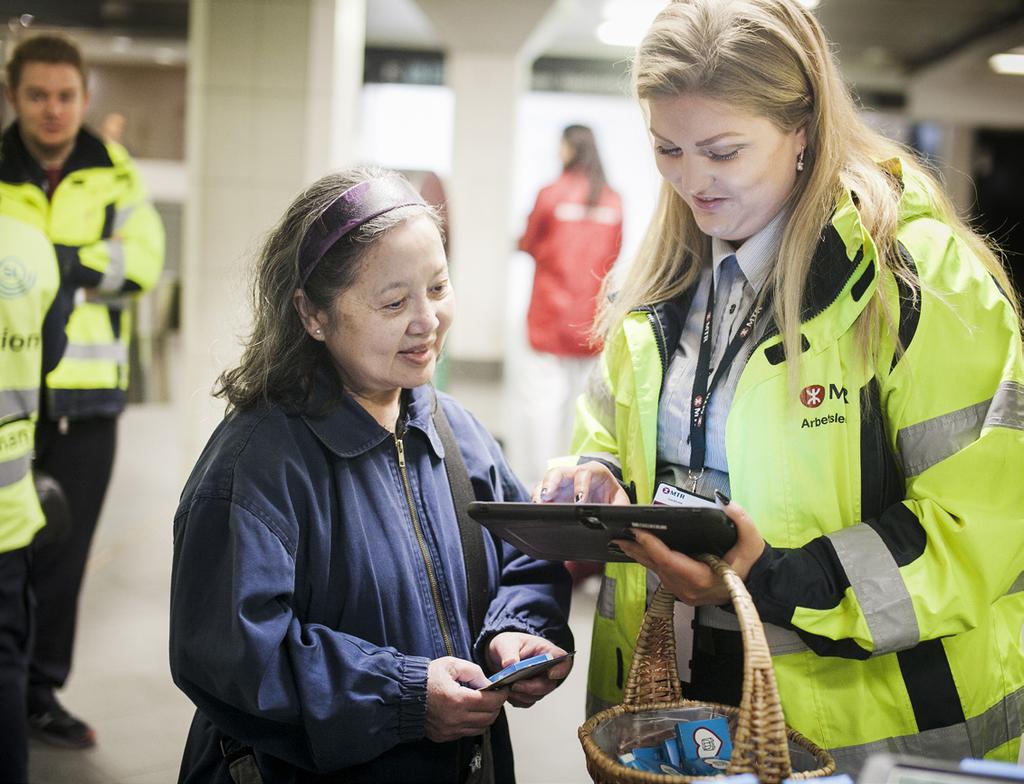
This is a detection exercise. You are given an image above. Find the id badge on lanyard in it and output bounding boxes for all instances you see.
[688,274,765,489]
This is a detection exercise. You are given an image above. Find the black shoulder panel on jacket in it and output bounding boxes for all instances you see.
[802,225,864,319]
[890,242,922,373]
[859,377,905,524]
[865,503,926,568]
[763,334,810,366]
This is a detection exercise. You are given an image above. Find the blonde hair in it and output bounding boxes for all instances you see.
[597,0,1019,376]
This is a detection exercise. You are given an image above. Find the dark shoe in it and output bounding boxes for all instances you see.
[28,697,96,749]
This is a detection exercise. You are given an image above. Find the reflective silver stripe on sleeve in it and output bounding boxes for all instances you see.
[696,605,810,655]
[826,523,920,654]
[897,381,1024,478]
[61,341,129,363]
[830,722,972,773]
[0,453,30,488]
[0,388,37,422]
[897,400,987,478]
[1010,572,1024,595]
[597,574,616,620]
[113,203,138,233]
[985,380,1024,431]
[98,239,126,293]
[829,684,1022,771]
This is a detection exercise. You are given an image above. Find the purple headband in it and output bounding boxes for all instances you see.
[297,176,427,286]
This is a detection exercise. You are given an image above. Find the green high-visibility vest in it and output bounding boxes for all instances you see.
[0,214,59,552]
[0,125,165,419]
[575,164,1024,772]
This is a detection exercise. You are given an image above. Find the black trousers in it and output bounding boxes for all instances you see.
[0,547,32,784]
[684,625,744,708]
[28,415,117,701]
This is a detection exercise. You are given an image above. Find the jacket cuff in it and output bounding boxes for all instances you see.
[742,542,798,629]
[397,655,429,742]
[476,613,574,670]
[476,614,542,668]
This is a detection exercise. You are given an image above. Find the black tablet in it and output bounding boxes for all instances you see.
[467,502,736,563]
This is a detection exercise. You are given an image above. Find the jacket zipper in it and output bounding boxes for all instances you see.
[394,430,455,657]
[640,306,669,375]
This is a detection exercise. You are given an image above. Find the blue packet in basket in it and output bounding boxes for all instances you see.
[676,716,732,775]
[661,735,682,768]
[618,745,665,773]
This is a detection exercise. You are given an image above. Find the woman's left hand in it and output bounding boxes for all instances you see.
[485,632,573,708]
[615,496,766,606]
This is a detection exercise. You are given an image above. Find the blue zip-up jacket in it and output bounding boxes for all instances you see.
[169,381,572,782]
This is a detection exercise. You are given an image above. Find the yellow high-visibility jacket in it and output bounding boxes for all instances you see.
[0,123,164,419]
[575,164,1024,772]
[0,215,61,552]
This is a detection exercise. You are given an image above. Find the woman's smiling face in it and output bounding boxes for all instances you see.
[299,214,454,412]
[647,92,805,245]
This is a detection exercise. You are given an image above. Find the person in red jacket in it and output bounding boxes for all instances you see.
[513,125,622,583]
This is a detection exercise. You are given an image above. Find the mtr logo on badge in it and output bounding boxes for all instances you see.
[800,385,826,407]
[800,383,849,429]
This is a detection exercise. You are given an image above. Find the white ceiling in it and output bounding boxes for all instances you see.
[4,0,1024,93]
[365,0,1024,91]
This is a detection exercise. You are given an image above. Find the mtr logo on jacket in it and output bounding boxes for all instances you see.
[800,383,849,429]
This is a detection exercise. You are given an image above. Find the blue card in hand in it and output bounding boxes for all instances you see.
[479,652,574,690]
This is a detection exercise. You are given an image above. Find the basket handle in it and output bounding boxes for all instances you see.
[698,554,792,783]
[622,555,794,783]
[621,579,683,706]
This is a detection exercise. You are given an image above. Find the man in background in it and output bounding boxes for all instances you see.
[0,34,165,749]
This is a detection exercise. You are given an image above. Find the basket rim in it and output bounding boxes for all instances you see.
[578,557,838,782]
[579,698,836,782]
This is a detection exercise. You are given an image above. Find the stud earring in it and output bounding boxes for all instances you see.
[314,328,323,337]
[796,148,805,172]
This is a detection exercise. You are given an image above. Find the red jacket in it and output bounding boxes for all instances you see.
[519,170,622,356]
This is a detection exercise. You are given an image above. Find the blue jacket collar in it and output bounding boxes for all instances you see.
[299,378,445,459]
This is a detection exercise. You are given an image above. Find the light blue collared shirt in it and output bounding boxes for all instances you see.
[656,208,787,497]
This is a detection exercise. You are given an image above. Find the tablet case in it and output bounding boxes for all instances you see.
[467,502,736,562]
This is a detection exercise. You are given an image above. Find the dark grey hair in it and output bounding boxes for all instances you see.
[215,166,442,410]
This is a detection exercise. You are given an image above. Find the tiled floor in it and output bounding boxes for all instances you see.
[27,402,598,784]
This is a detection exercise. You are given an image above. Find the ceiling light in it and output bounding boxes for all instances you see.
[596,1,668,48]
[989,48,1024,75]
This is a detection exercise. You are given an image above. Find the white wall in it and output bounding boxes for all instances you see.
[356,82,457,174]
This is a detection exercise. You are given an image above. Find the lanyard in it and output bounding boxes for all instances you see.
[688,266,766,487]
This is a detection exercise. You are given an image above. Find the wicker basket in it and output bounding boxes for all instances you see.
[579,555,836,783]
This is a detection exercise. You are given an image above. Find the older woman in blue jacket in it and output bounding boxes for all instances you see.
[169,167,573,784]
